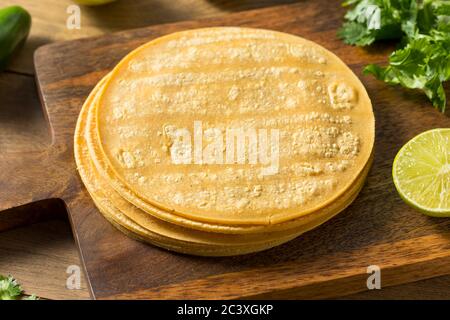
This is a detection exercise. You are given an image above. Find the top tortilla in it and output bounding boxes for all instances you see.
[95,27,375,225]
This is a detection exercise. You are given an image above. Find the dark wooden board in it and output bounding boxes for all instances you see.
[4,1,450,299]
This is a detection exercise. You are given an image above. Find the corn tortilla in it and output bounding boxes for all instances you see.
[95,27,375,225]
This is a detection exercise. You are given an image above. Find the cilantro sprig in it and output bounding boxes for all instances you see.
[0,275,38,300]
[338,0,450,112]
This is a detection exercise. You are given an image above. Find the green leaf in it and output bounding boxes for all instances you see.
[340,0,450,112]
[364,64,399,84]
[432,0,450,16]
[0,275,22,300]
[0,274,39,300]
[423,75,446,111]
[338,0,413,45]
[338,21,376,45]
[417,0,437,33]
[363,31,450,112]
[342,0,362,6]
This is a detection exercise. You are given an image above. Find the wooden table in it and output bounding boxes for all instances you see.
[0,0,449,300]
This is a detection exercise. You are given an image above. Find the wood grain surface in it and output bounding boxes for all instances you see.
[0,72,50,153]
[25,1,450,299]
[1,0,450,299]
[2,0,298,75]
[2,0,303,300]
[0,219,90,300]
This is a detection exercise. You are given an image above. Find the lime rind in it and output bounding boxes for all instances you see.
[393,128,450,217]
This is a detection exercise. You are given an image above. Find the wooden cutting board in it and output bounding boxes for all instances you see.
[3,1,450,299]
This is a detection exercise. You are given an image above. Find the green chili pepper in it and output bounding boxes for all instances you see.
[0,6,31,71]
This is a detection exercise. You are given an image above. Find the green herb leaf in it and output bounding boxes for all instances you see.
[338,0,413,46]
[340,0,450,112]
[0,274,39,300]
[364,31,450,112]
[0,275,22,300]
[338,21,377,45]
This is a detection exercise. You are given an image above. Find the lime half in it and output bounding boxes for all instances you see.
[393,128,450,217]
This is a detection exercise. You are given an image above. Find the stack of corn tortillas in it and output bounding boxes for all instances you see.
[74,27,375,256]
